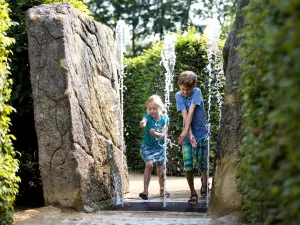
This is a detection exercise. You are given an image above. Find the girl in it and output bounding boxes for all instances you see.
[139,95,170,200]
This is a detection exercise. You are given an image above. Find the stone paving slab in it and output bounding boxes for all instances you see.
[108,200,208,213]
[13,174,241,225]
[13,206,216,225]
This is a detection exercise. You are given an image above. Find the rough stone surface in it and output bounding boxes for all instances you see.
[26,3,129,211]
[213,211,243,225]
[209,0,249,217]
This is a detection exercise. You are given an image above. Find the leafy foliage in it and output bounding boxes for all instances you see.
[195,0,238,37]
[43,0,91,16]
[0,1,20,224]
[124,27,224,174]
[88,0,200,56]
[237,0,300,224]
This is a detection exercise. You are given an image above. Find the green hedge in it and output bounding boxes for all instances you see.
[124,27,224,174]
[238,0,300,224]
[0,1,20,224]
[42,0,91,16]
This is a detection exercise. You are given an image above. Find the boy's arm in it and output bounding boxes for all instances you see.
[178,104,197,145]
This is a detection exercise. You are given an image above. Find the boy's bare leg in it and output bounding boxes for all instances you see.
[186,170,197,195]
[143,161,153,195]
[186,170,198,205]
[201,172,207,187]
[200,172,208,197]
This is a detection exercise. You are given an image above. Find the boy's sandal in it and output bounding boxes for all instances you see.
[188,194,198,205]
[201,185,207,197]
[200,183,210,197]
[139,192,148,200]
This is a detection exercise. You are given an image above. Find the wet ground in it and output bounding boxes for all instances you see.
[125,171,206,199]
[13,173,225,225]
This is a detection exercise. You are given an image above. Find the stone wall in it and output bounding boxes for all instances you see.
[26,4,129,212]
[209,0,249,217]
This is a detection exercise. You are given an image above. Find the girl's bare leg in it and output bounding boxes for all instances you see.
[156,163,165,188]
[143,161,153,195]
[157,163,169,197]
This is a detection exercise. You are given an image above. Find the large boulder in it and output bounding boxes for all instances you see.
[26,4,129,212]
[209,0,249,217]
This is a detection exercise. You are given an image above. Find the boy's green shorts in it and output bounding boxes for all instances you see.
[182,138,208,172]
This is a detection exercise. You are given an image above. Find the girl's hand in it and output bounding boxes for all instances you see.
[150,129,164,139]
[150,128,156,136]
[140,120,146,127]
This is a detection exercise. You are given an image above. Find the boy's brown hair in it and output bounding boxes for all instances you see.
[178,71,197,87]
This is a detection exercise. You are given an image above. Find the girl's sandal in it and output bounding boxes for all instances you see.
[160,189,171,198]
[139,192,148,200]
[188,194,198,205]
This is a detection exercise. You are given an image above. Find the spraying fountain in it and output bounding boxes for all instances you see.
[161,34,176,112]
[203,19,222,207]
[114,19,129,206]
[160,33,176,206]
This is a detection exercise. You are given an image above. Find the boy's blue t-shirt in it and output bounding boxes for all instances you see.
[142,113,169,149]
[175,87,209,143]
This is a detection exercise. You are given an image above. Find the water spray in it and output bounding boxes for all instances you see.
[115,19,129,206]
[204,19,222,208]
[160,33,176,207]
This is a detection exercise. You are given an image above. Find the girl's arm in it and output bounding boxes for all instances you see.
[140,117,147,127]
[150,124,168,139]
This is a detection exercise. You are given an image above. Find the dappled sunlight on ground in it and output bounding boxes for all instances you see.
[127,172,212,200]
[13,172,214,225]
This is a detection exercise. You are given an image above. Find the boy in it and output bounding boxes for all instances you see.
[175,71,210,205]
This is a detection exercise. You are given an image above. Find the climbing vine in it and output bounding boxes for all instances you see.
[0,1,20,224]
[238,0,300,224]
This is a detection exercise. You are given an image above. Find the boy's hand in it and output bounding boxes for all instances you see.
[140,120,146,127]
[178,130,188,145]
[190,135,197,148]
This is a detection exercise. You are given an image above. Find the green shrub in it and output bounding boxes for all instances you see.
[124,27,224,174]
[238,0,300,224]
[0,1,20,224]
[42,0,91,16]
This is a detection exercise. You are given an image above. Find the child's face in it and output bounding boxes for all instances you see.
[179,85,193,98]
[146,102,159,118]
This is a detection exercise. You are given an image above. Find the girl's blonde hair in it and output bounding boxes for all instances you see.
[146,95,165,112]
